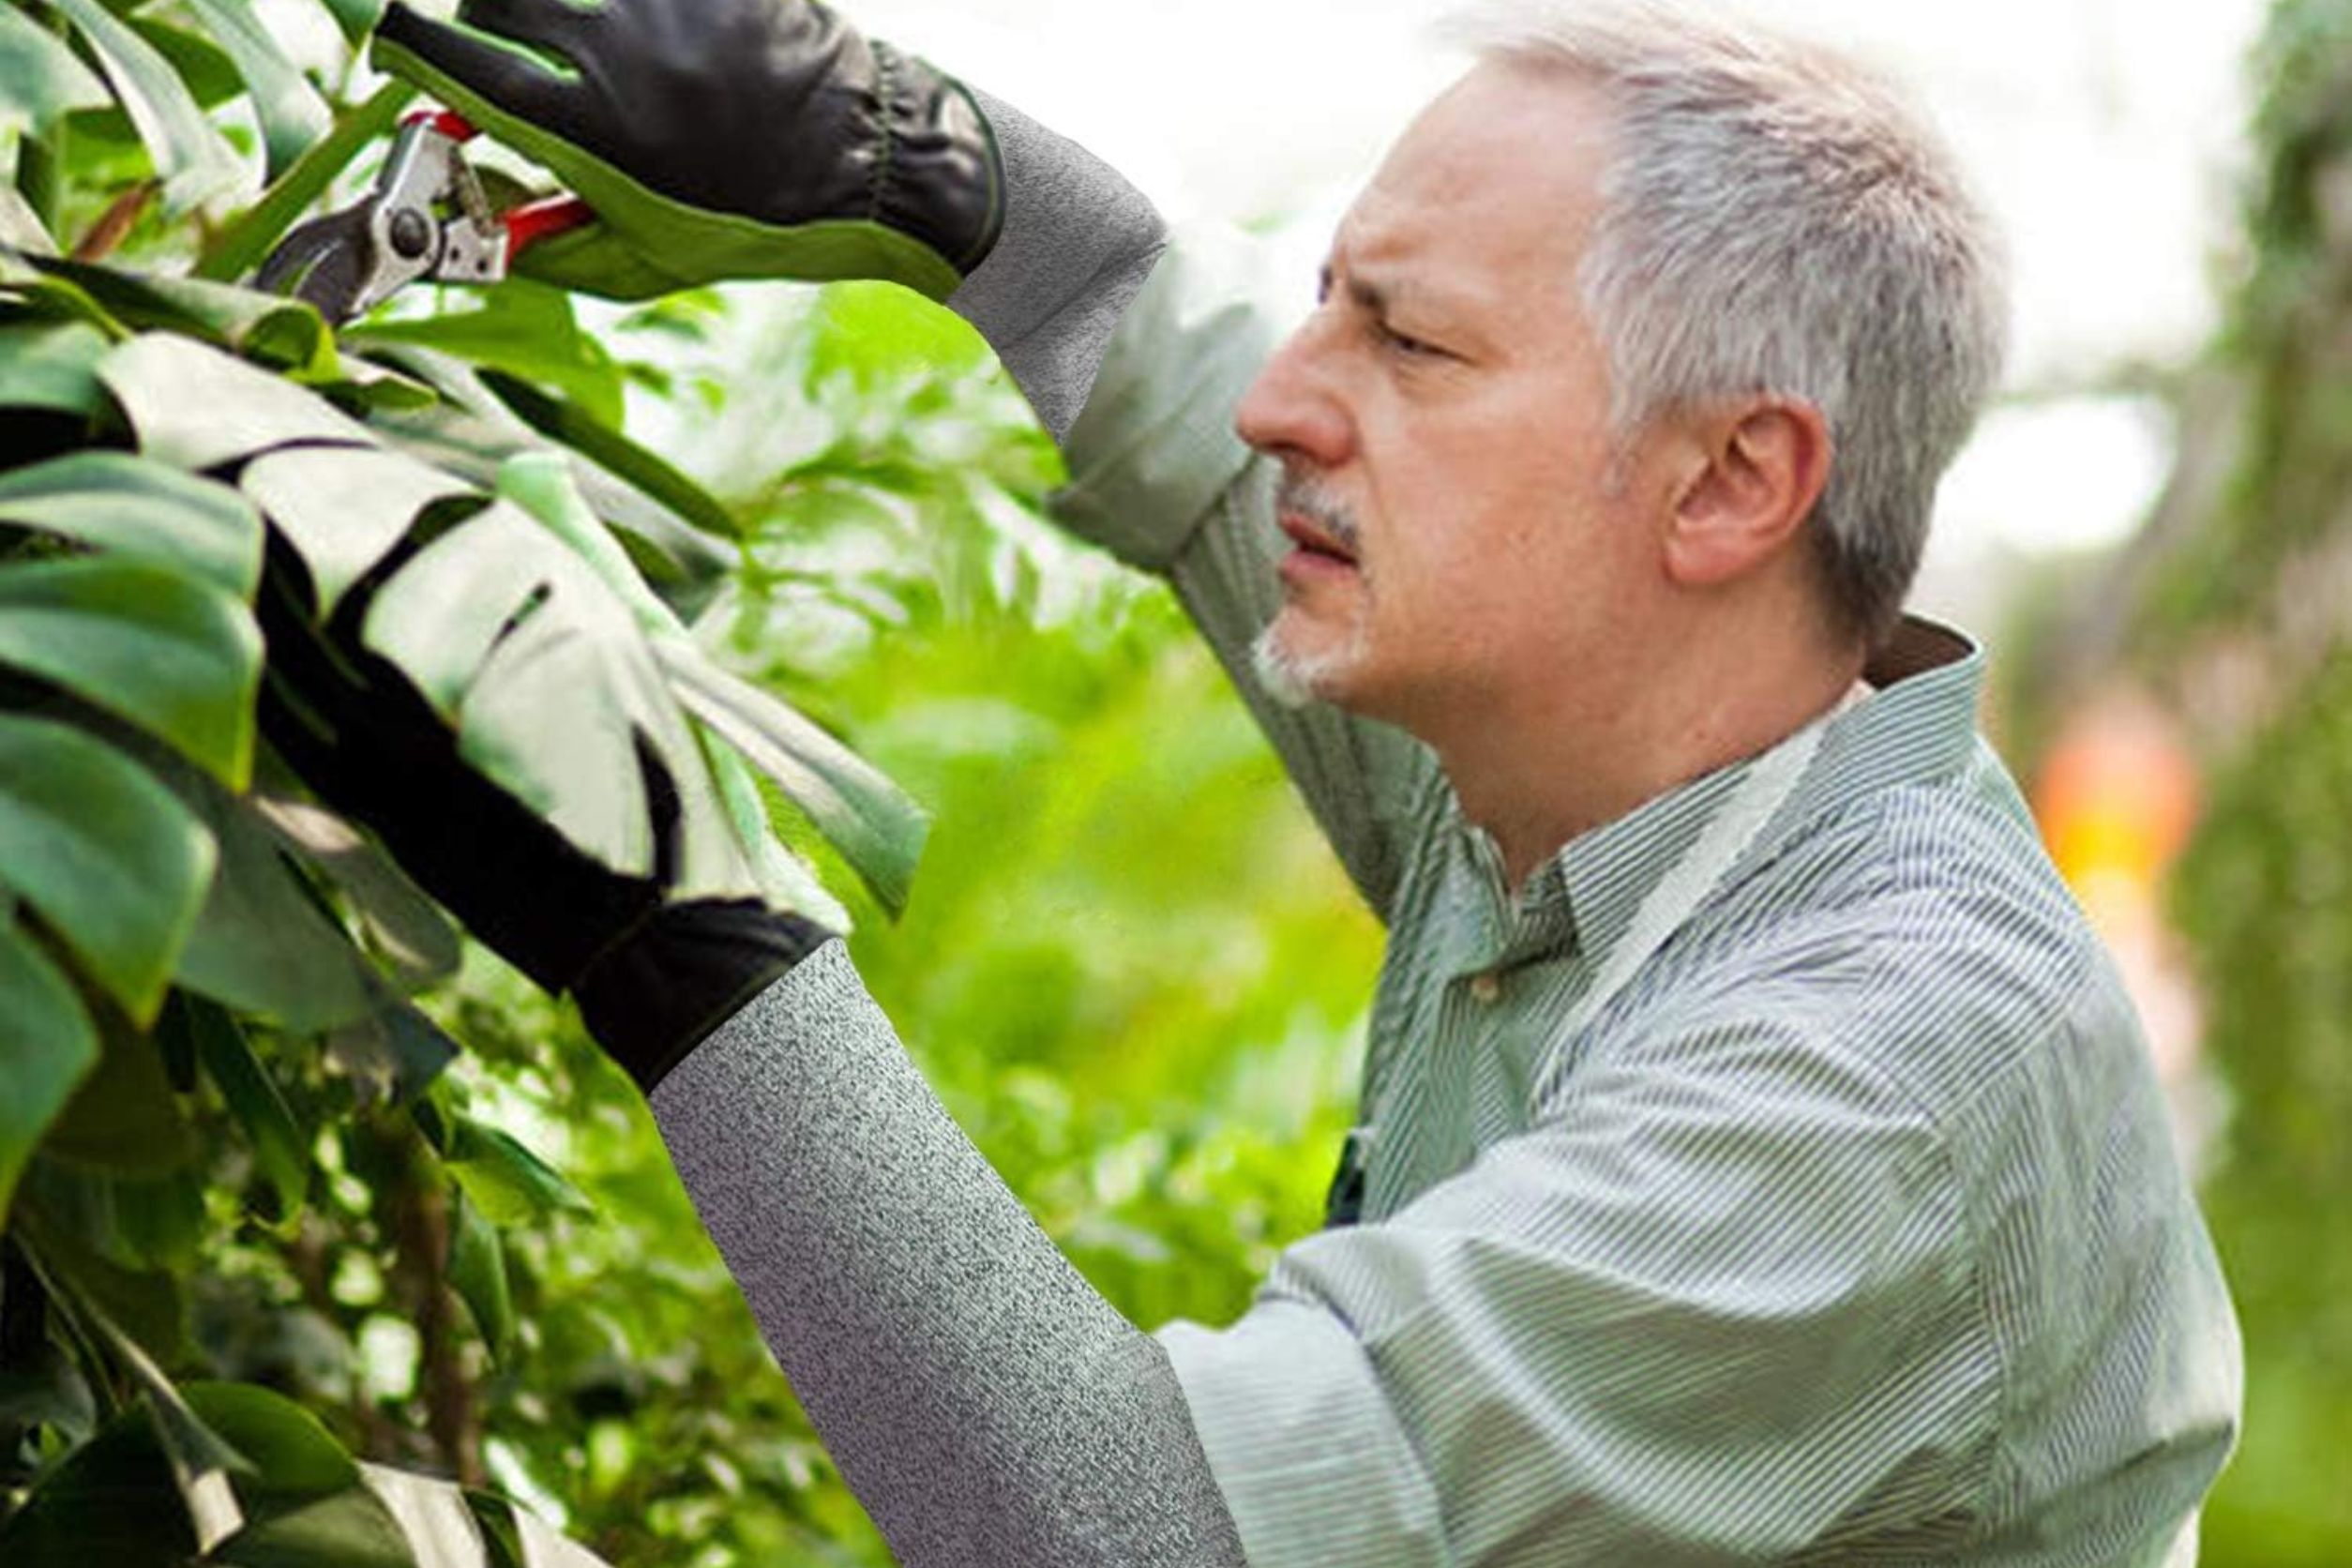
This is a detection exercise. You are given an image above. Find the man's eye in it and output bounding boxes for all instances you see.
[1377,323,1440,358]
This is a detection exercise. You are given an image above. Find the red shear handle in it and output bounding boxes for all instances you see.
[505,195,596,254]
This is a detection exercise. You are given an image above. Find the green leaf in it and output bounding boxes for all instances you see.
[199,80,415,284]
[97,332,371,471]
[324,992,458,1108]
[0,450,264,596]
[0,713,214,1023]
[349,279,626,428]
[0,1342,97,1448]
[483,368,742,541]
[0,7,109,140]
[0,319,110,415]
[0,1379,417,1567]
[0,920,98,1222]
[0,557,263,786]
[12,1163,197,1369]
[355,342,733,619]
[240,444,475,617]
[656,644,928,916]
[189,1383,415,1568]
[445,1189,514,1364]
[167,761,380,1032]
[705,731,852,929]
[38,983,198,1175]
[249,786,460,989]
[319,0,389,47]
[361,1463,620,1567]
[48,0,244,215]
[181,0,331,181]
[431,1110,595,1229]
[168,990,308,1226]
[27,253,335,372]
[361,501,751,892]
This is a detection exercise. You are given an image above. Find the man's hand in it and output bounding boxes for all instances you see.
[369,0,1004,302]
[255,545,833,1093]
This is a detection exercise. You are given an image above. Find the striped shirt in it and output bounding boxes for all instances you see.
[1050,221,2243,1566]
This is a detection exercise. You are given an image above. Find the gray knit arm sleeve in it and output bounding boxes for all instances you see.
[943,86,1168,444]
[644,939,1251,1568]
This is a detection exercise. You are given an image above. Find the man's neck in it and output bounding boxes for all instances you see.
[1430,626,1866,900]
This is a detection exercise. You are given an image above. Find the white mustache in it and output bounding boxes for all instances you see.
[1276,472,1362,558]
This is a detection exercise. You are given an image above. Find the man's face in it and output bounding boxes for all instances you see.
[1236,63,1662,734]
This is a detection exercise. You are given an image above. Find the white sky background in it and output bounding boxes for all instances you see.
[849,0,2273,629]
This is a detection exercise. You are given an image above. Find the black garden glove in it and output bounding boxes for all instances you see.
[255,552,833,1094]
[369,0,1004,302]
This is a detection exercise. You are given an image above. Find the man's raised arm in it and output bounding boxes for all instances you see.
[948,100,1440,919]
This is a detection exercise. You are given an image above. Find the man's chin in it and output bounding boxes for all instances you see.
[1250,621,1361,712]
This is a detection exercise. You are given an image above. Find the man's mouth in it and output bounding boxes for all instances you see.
[1277,510,1358,566]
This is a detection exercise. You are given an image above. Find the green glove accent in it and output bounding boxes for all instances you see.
[364,0,1002,305]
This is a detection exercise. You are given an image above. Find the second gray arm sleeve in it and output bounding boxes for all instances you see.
[943,86,1168,444]
[646,940,1251,1568]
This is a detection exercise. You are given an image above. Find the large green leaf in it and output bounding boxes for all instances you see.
[0,321,112,417]
[167,761,380,1032]
[0,5,109,140]
[181,0,331,181]
[360,500,752,892]
[97,332,370,471]
[240,444,474,616]
[250,786,460,989]
[33,254,336,374]
[12,1161,196,1368]
[349,280,626,429]
[36,984,198,1176]
[0,1378,417,1567]
[48,0,244,215]
[656,644,928,916]
[355,343,732,618]
[0,556,262,785]
[0,450,264,596]
[0,713,214,1023]
[0,919,98,1223]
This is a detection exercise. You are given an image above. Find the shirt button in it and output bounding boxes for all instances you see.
[1468,971,1502,1003]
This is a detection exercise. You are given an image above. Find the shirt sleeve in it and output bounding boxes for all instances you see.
[1046,219,1442,920]
[1153,1007,2001,1566]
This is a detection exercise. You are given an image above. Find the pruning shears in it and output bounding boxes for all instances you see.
[254,109,593,325]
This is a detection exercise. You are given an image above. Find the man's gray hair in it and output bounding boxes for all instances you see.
[1432,0,2010,646]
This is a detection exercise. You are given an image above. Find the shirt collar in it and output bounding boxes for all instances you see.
[1439,613,1987,970]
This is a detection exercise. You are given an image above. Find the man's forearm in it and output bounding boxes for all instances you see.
[944,87,1168,444]
[644,940,1249,1568]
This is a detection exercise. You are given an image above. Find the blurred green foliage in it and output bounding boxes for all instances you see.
[2112,0,2352,1560]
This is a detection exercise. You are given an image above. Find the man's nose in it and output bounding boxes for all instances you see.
[1233,319,1350,468]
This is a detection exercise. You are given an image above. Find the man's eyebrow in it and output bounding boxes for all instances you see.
[1318,261,1480,328]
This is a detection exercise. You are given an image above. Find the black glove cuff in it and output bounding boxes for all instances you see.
[867,41,1005,274]
[573,899,838,1093]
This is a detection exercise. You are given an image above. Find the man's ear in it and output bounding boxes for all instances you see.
[1661,399,1832,588]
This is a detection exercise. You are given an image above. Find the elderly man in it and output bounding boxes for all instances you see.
[294,0,2243,1561]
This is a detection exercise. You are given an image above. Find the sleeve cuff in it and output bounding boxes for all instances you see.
[1154,1299,1450,1568]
